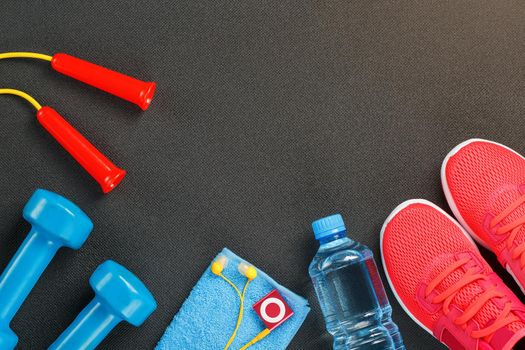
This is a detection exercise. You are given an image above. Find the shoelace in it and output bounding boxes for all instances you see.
[490,194,525,268]
[425,256,518,339]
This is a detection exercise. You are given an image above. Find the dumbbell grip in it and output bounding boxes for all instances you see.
[0,229,59,323]
[49,298,121,350]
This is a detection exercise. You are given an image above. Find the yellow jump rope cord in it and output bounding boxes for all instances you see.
[0,52,52,62]
[239,328,271,350]
[219,273,251,350]
[0,89,42,110]
[0,53,50,110]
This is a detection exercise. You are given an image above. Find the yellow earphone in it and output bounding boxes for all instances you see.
[211,255,229,275]
[211,256,259,350]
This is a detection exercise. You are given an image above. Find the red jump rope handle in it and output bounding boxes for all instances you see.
[37,107,126,193]
[51,53,156,111]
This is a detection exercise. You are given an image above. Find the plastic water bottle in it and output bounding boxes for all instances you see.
[308,214,405,350]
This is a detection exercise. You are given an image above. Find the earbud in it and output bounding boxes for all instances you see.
[238,262,257,281]
[211,255,228,275]
[211,256,257,281]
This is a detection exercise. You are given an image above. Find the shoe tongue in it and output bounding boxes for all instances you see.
[429,255,525,337]
[491,185,525,253]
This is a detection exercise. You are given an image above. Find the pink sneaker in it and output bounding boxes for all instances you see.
[442,139,525,292]
[381,200,525,350]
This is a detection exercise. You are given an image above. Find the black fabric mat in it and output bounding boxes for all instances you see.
[0,1,523,349]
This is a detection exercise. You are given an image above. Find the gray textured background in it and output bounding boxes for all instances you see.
[0,0,523,349]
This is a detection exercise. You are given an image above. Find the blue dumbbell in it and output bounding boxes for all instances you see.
[0,189,93,349]
[49,260,157,350]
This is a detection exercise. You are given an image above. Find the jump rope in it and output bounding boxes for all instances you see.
[0,51,156,193]
[211,256,272,350]
[2,51,281,348]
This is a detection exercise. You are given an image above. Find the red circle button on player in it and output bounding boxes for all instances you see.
[253,289,294,331]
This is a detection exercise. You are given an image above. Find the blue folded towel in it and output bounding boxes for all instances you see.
[156,248,310,350]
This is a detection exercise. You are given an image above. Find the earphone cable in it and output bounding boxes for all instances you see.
[222,278,251,350]
[239,328,271,350]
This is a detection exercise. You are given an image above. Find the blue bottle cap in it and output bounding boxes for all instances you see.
[312,214,346,240]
